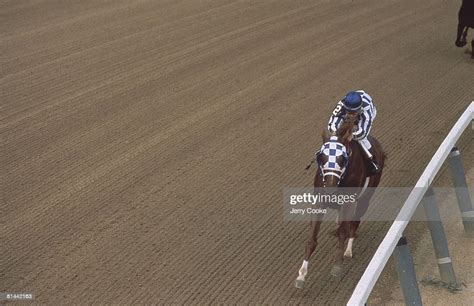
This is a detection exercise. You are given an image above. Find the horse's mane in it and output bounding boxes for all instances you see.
[321,118,355,146]
[336,119,354,145]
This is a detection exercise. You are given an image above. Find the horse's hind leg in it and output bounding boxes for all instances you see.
[331,202,355,277]
[331,220,350,277]
[456,24,468,47]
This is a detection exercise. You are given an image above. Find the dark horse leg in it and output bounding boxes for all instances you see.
[456,24,468,47]
[295,208,324,288]
[471,38,474,58]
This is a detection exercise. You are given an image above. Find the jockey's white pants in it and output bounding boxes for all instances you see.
[357,137,373,159]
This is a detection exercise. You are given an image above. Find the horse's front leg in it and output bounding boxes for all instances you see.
[295,213,323,288]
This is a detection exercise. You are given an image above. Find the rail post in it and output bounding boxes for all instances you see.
[448,147,474,237]
[347,103,473,306]
[393,236,422,306]
[421,187,459,287]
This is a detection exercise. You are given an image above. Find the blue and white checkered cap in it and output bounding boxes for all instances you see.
[319,136,348,170]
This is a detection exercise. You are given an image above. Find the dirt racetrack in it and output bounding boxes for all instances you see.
[2,0,473,304]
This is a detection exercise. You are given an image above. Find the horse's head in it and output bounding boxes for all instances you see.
[316,119,354,187]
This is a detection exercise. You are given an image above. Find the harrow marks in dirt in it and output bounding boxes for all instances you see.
[2,0,473,304]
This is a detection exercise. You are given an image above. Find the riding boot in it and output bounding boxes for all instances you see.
[357,138,380,175]
[368,154,380,175]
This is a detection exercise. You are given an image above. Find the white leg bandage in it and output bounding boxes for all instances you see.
[344,238,354,257]
[297,260,308,281]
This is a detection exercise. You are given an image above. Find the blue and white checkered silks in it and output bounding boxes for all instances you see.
[319,136,349,171]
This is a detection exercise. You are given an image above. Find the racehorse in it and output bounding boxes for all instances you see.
[455,0,474,58]
[295,117,386,288]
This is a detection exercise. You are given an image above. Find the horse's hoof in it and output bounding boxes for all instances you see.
[295,279,304,289]
[330,265,343,277]
[456,40,467,47]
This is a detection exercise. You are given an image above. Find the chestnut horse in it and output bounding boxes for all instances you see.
[295,117,386,288]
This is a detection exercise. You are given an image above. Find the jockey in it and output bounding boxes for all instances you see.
[327,90,380,174]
